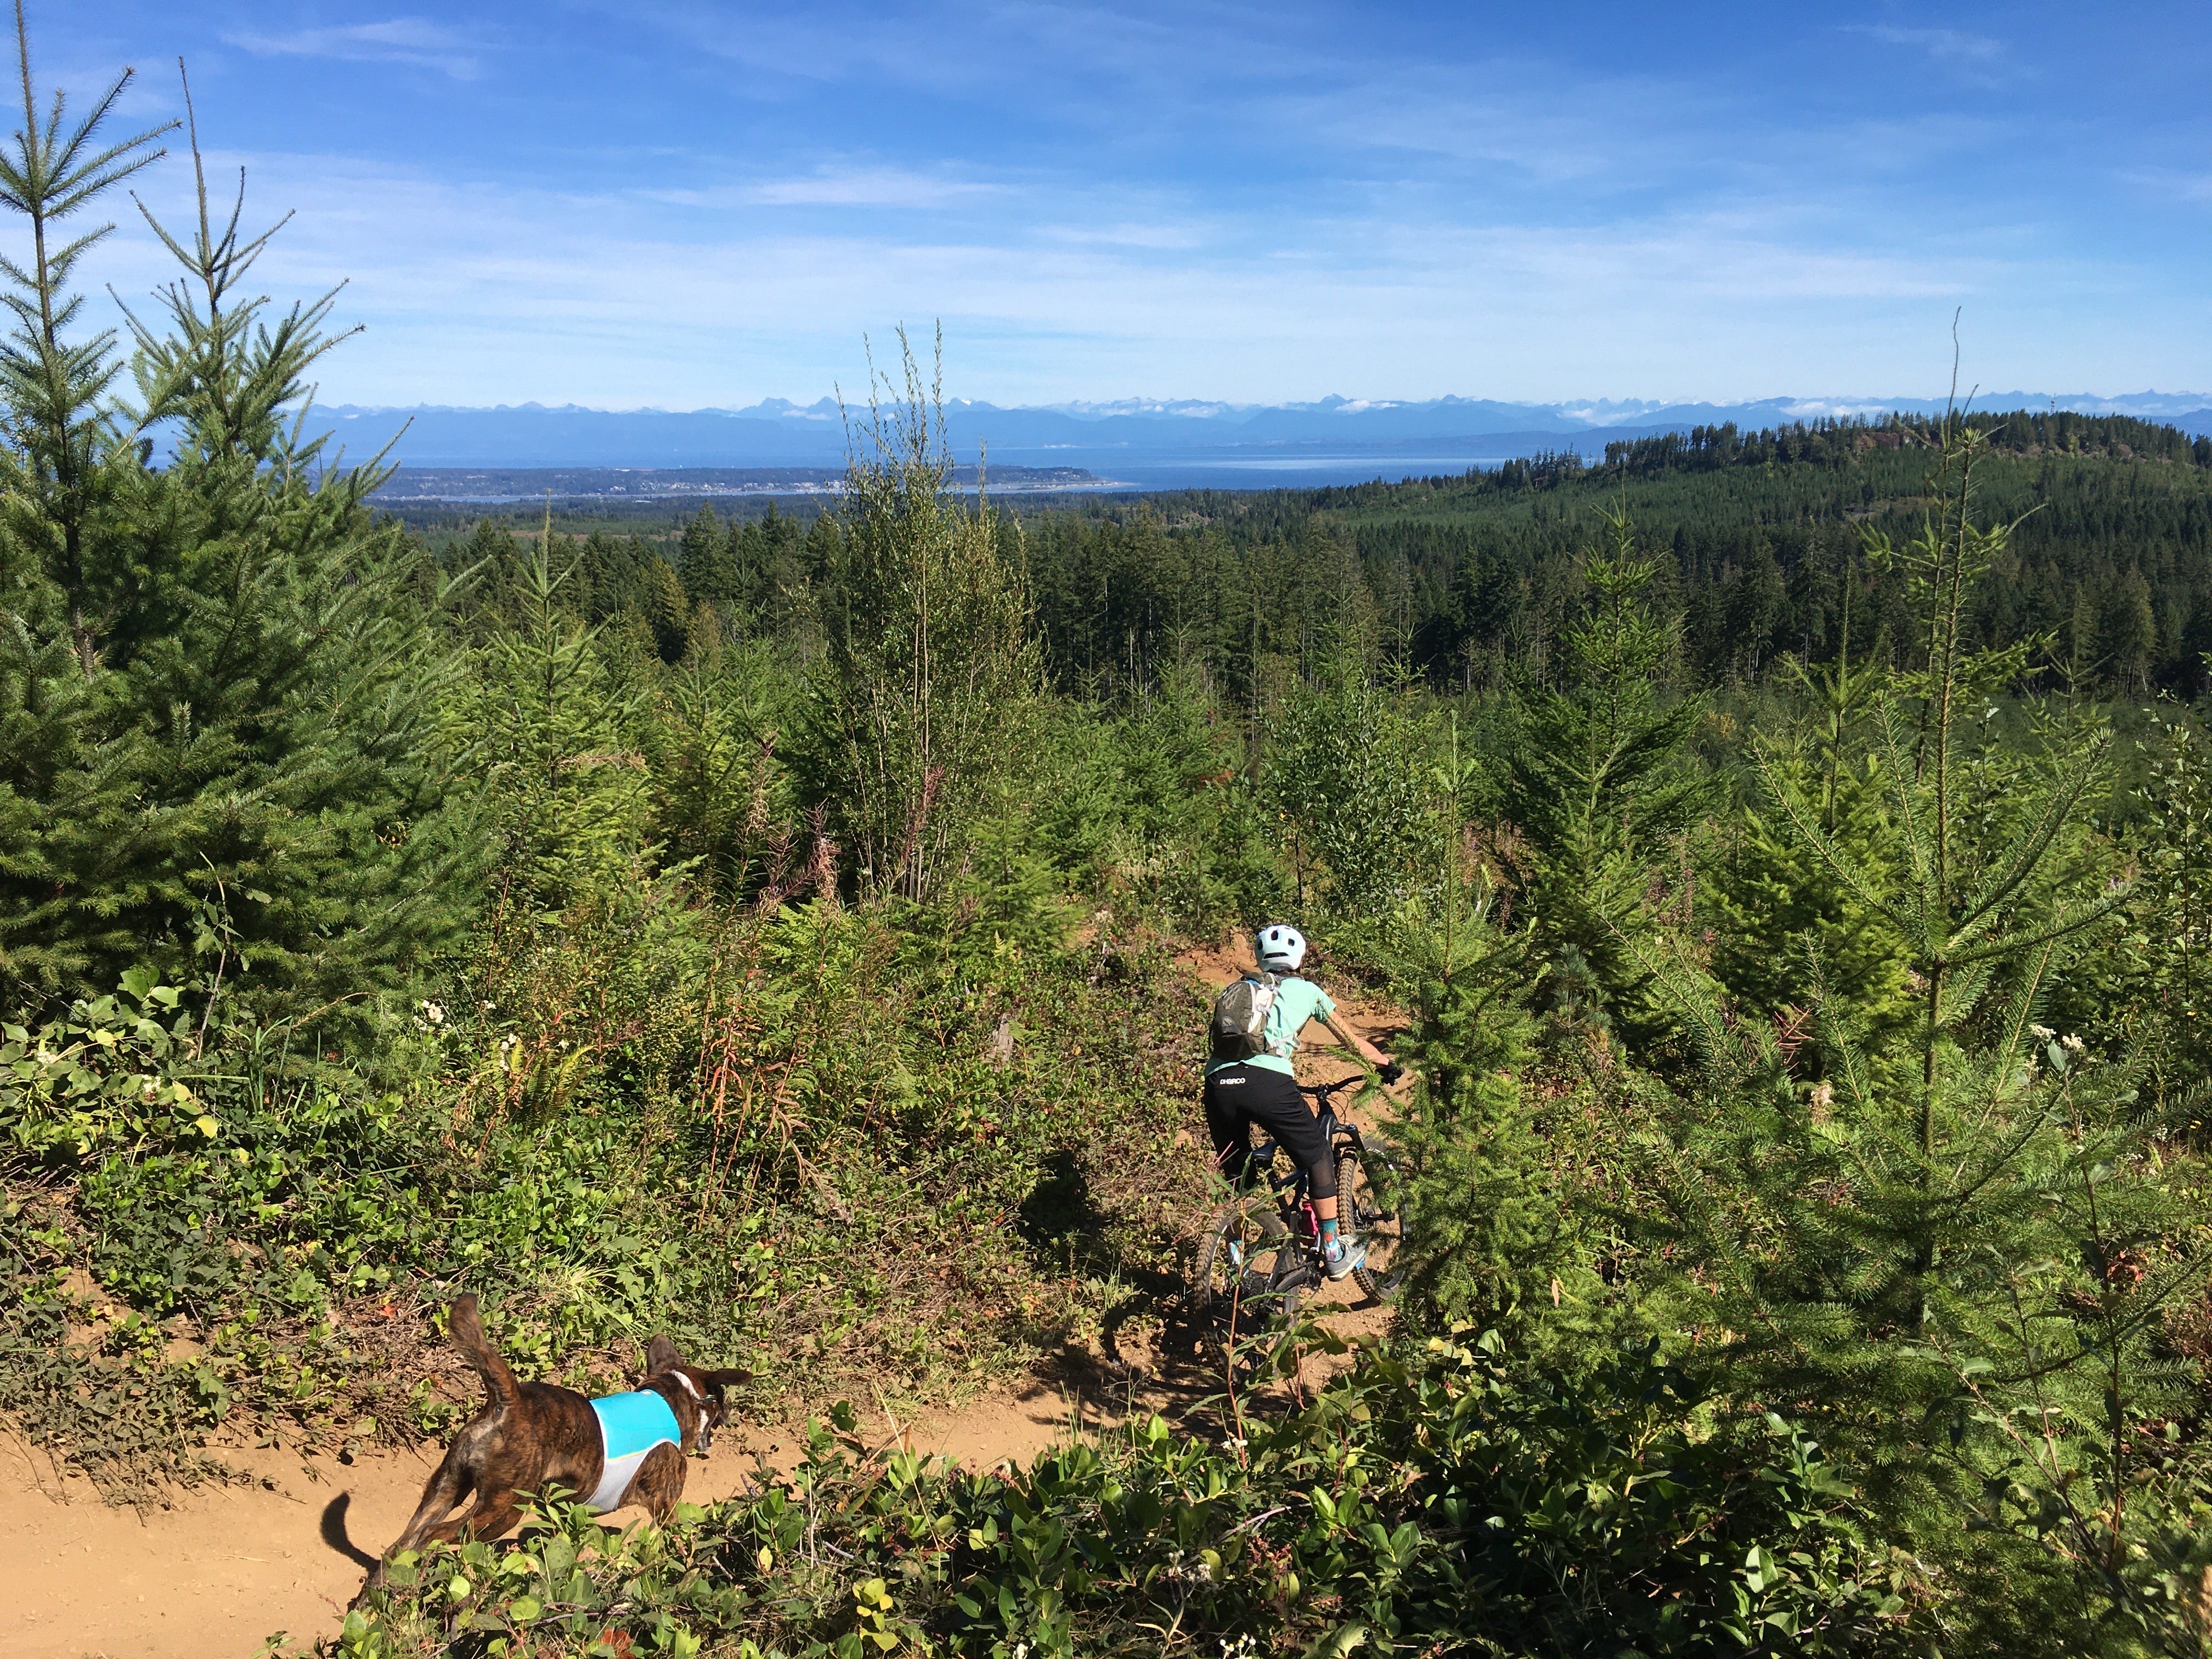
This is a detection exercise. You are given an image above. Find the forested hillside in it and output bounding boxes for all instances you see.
[437,403,2212,715]
[1015,409,2212,698]
[13,35,2212,1659]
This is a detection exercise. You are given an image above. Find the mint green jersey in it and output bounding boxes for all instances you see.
[1206,975,1336,1076]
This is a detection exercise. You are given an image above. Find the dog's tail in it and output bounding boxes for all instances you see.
[447,1294,521,1413]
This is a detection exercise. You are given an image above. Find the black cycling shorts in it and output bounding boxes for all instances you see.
[1203,1063,1336,1200]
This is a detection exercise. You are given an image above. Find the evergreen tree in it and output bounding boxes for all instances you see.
[1500,507,1710,1038]
[448,507,646,915]
[1708,631,1912,1028]
[455,517,524,630]
[747,501,811,637]
[701,507,802,647]
[1389,723,1566,1333]
[1390,917,1551,1330]
[2100,564,2157,693]
[725,514,765,631]
[801,333,1036,902]
[1720,538,1785,679]
[0,44,474,1019]
[1649,421,2210,1646]
[2111,709,2212,1095]
[1269,660,1431,923]
[577,528,639,623]
[678,502,740,624]
[637,551,690,663]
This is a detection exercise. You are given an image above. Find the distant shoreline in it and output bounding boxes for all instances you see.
[369,462,1126,503]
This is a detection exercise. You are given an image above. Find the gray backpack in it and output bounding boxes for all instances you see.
[1209,972,1281,1062]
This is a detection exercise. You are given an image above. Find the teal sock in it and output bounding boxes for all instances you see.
[1319,1218,1340,1247]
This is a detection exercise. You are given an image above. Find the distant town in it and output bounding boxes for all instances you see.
[368,462,1116,504]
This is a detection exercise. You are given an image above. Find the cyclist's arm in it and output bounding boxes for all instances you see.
[1317,1011,1392,1071]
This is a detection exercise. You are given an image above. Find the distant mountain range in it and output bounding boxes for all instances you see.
[311,392,2212,483]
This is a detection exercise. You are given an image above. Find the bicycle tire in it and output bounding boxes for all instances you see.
[1193,1193,1303,1373]
[1338,1142,1408,1305]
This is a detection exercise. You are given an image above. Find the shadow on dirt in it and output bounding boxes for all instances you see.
[320,1492,379,1570]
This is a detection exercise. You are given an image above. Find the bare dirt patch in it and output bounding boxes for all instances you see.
[2,1394,1075,1659]
[3,1316,1390,1659]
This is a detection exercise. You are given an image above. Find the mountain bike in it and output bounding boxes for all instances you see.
[1193,1076,1408,1370]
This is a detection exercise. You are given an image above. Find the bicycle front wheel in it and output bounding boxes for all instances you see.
[1193,1194,1303,1372]
[1338,1142,1408,1305]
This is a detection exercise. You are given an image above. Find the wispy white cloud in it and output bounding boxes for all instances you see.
[652,167,1009,210]
[2125,168,2212,206]
[619,0,1323,100]
[1272,71,1681,187]
[92,139,2064,411]
[1860,25,2004,63]
[1036,217,1212,251]
[1849,24,2021,86]
[60,0,2208,407]
[223,18,486,81]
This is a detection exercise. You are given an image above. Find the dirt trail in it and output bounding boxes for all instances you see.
[4,1330,1386,1659]
[4,945,1403,1659]
[2,1383,1106,1659]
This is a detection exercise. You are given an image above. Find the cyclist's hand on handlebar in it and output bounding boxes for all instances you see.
[1378,1060,1403,1086]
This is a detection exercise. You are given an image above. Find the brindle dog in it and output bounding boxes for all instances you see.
[357,1294,747,1602]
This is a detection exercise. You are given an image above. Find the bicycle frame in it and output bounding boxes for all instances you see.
[1230,1078,1376,1296]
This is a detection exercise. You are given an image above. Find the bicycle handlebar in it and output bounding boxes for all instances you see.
[1299,1064,1401,1099]
[1298,1077,1361,1100]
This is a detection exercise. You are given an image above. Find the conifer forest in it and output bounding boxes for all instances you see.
[16,22,2212,1659]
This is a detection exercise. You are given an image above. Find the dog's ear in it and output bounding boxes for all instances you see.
[645,1334,682,1374]
[699,1366,752,1400]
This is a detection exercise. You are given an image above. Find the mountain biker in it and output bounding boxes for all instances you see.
[1204,923,1395,1280]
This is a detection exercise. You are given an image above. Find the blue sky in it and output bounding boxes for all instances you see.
[40,1,2212,408]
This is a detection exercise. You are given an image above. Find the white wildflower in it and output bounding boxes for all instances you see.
[1164,1548,1215,1584]
[2031,1024,2056,1042]
[2061,1033,2086,1053]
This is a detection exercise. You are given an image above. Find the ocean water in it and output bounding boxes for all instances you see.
[981,450,1528,492]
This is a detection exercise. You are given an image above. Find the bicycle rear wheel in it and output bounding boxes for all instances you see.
[1193,1194,1304,1373]
[1338,1143,1408,1304]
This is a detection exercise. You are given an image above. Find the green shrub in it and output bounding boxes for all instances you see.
[334,1335,1918,1658]
[1644,422,2212,1653]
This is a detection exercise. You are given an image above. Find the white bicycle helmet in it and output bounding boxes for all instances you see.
[1254,923,1307,973]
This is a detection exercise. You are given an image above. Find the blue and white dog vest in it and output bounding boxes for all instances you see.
[586,1389,682,1511]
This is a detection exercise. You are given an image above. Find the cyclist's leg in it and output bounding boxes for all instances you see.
[1235,1071,1335,1205]
[1201,1065,1257,1189]
[1237,1073,1362,1277]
